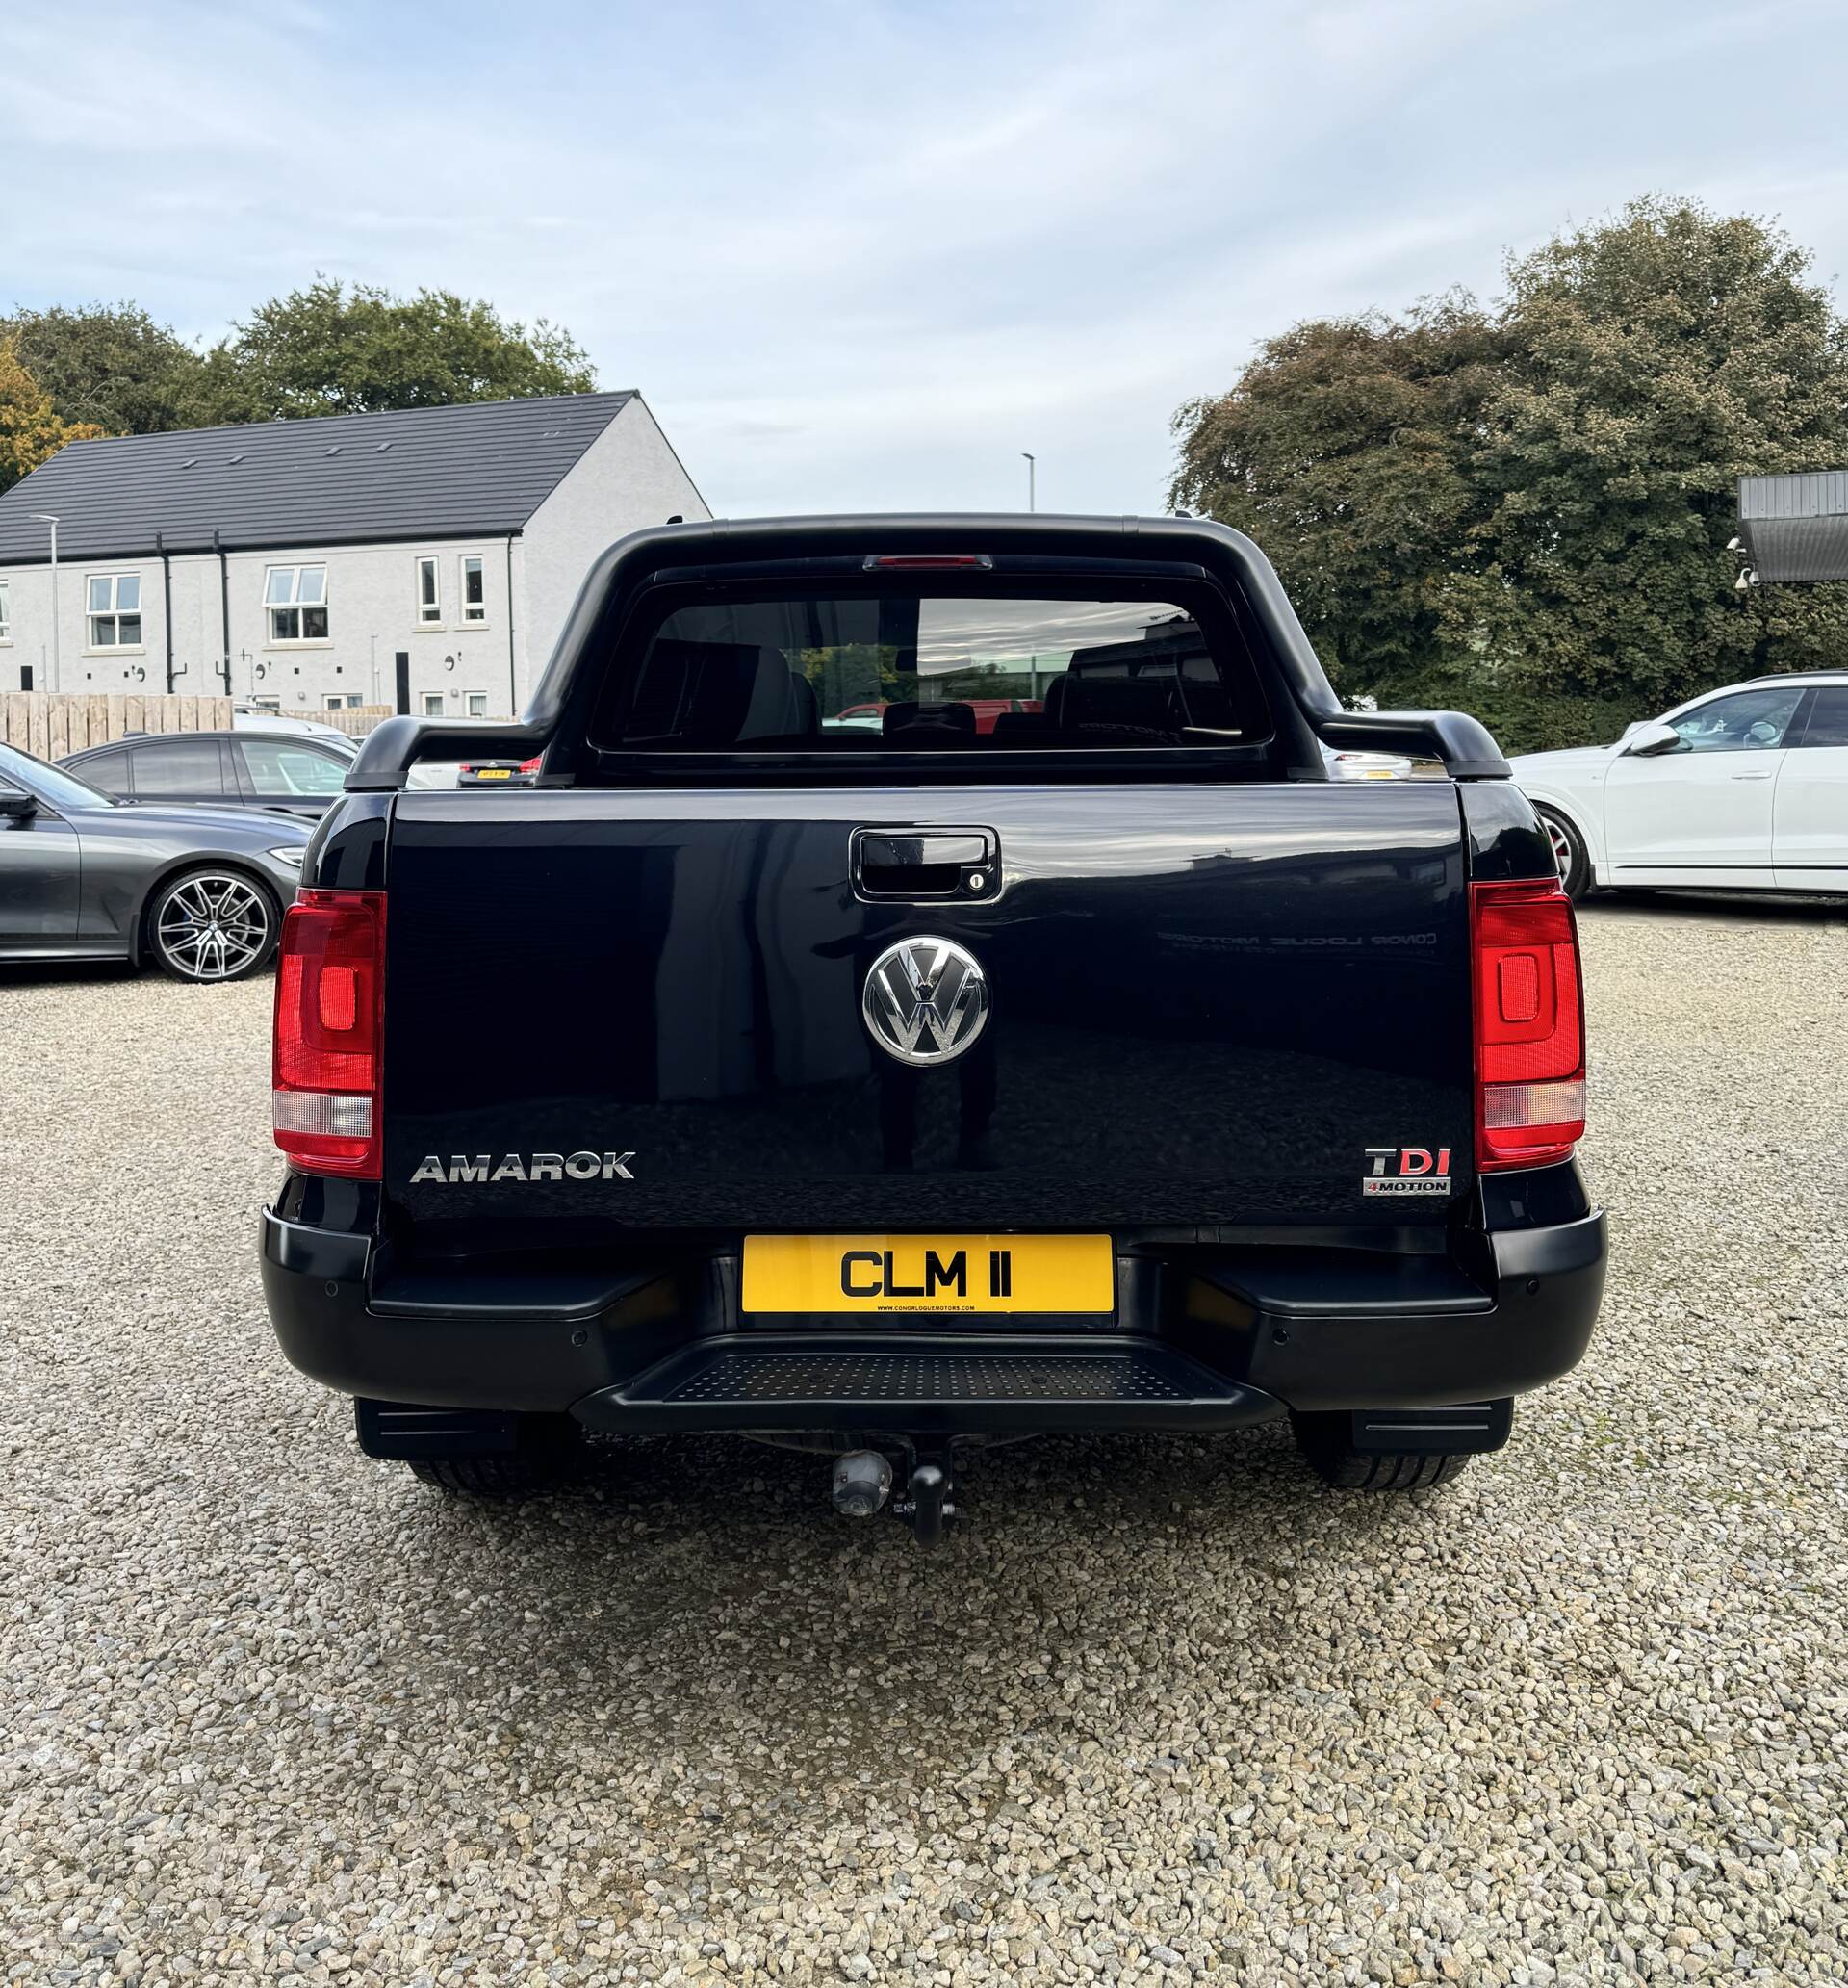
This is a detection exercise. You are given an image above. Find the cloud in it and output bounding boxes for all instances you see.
[4,0,1845,516]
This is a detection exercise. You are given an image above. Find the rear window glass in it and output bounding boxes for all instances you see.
[1799,686,1848,748]
[74,748,129,792]
[240,740,348,796]
[131,739,225,793]
[596,592,1268,753]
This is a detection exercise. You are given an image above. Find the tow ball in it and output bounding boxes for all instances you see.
[832,1449,957,1546]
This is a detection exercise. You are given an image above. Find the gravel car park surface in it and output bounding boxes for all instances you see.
[3,897,1846,1988]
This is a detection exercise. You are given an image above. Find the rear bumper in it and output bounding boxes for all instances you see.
[261,1205,1606,1435]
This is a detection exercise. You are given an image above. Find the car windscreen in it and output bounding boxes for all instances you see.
[0,744,119,810]
[591,587,1270,756]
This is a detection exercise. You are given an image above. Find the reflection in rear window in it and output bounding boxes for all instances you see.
[602,594,1267,751]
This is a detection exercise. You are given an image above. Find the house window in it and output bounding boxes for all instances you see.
[466,692,488,716]
[266,565,329,642]
[87,573,143,649]
[323,693,363,710]
[0,578,11,641]
[461,555,486,623]
[416,556,441,626]
[423,692,445,717]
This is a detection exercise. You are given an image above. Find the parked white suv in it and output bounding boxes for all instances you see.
[1510,673,1848,898]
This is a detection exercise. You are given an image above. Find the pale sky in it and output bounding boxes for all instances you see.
[4,0,1846,520]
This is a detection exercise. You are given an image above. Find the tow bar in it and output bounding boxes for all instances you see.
[894,1459,954,1547]
[832,1447,958,1546]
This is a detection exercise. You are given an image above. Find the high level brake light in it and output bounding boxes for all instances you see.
[1471,879,1585,1171]
[862,554,994,570]
[272,889,386,1177]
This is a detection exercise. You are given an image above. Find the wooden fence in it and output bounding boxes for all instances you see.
[279,705,396,737]
[2,693,236,762]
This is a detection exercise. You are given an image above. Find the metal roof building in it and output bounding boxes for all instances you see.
[1737,472,1848,583]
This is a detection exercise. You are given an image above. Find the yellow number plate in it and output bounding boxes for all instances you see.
[742,1234,1114,1314]
[474,766,512,780]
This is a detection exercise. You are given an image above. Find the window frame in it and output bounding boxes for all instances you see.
[460,555,487,624]
[466,692,489,716]
[415,555,443,629]
[0,577,11,644]
[1665,684,1807,755]
[72,745,130,793]
[265,565,331,646]
[580,571,1277,786]
[234,738,351,800]
[423,691,446,718]
[1792,684,1848,750]
[126,736,230,797]
[85,572,145,653]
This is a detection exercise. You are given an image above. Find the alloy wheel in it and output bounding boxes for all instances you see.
[154,872,273,982]
[1546,816,1575,883]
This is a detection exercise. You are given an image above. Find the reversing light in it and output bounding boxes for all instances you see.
[272,889,385,1177]
[1471,879,1585,1171]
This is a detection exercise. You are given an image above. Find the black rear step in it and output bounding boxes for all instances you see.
[573,1334,1280,1436]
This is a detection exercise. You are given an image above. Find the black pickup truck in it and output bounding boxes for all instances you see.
[262,514,1605,1543]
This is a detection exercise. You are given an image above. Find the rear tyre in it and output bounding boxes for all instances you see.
[407,1455,578,1497]
[1538,809,1591,902]
[1291,1413,1476,1491]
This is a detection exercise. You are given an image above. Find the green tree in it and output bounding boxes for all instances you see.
[1170,198,1848,752]
[0,302,211,435]
[3,281,601,439]
[1459,197,1848,715]
[205,277,597,419]
[0,338,106,494]
[1170,294,1505,691]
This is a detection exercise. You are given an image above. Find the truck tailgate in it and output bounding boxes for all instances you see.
[381,782,1471,1246]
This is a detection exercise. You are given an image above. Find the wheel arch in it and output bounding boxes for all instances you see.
[130,853,286,967]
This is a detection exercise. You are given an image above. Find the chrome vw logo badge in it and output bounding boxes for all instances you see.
[861,936,989,1067]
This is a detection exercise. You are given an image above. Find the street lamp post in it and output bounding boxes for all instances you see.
[1021,453,1036,512]
[29,514,60,692]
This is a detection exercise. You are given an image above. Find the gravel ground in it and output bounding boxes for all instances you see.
[3,894,1846,1988]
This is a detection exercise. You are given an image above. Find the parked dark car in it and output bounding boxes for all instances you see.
[456,754,542,787]
[261,513,1605,1542]
[61,728,358,819]
[0,741,308,982]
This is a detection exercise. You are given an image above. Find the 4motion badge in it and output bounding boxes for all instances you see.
[1362,1146,1452,1197]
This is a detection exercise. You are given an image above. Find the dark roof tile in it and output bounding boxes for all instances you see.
[0,391,635,564]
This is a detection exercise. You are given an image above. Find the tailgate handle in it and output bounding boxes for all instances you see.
[862,833,988,867]
[852,826,998,900]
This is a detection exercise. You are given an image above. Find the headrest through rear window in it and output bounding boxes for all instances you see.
[1053,672,1185,741]
[883,701,977,739]
[625,639,816,744]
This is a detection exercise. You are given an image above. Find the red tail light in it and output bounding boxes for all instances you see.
[272,889,385,1177]
[1471,879,1585,1171]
